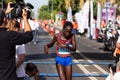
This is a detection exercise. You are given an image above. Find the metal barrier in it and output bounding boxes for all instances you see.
[24,61,114,65]
[24,61,113,77]
[39,73,108,77]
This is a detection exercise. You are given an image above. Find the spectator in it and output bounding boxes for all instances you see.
[44,21,76,80]
[24,63,39,80]
[0,2,33,80]
[72,21,78,34]
[100,19,106,31]
[22,17,39,44]
[113,61,120,80]
[105,64,116,80]
[113,36,120,64]
[6,20,26,80]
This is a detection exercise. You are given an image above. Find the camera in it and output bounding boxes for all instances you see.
[8,0,34,19]
[10,3,16,8]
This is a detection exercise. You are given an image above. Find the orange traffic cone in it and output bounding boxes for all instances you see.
[49,27,54,35]
[41,23,45,29]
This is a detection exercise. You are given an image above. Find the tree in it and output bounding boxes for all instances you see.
[37,0,82,19]
[38,5,51,19]
[93,0,98,17]
[5,0,15,3]
[115,0,120,16]
[80,0,85,9]
[0,0,16,9]
[96,0,105,7]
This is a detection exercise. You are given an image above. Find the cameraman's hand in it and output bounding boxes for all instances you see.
[22,9,27,20]
[5,2,14,14]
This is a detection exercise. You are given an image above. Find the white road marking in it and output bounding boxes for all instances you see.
[72,50,108,80]
[76,50,108,73]
[73,59,97,80]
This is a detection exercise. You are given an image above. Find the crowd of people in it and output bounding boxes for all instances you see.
[97,16,120,80]
[98,17,120,80]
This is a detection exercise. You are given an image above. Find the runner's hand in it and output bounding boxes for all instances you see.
[44,45,49,54]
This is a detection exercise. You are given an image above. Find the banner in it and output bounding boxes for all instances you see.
[101,7,116,23]
[97,2,101,29]
[82,0,89,29]
[75,11,84,33]
[75,0,89,34]
[67,6,73,22]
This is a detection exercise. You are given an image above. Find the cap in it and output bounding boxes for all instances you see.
[116,61,120,67]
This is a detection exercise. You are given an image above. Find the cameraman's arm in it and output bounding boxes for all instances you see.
[5,2,13,14]
[22,9,32,32]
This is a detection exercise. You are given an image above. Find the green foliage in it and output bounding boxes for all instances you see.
[38,0,80,20]
[38,5,51,19]
[116,0,120,5]
[116,0,120,16]
[93,1,97,17]
[5,0,15,3]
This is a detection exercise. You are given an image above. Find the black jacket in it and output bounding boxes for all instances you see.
[0,28,33,80]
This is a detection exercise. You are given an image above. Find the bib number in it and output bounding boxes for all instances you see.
[58,47,70,54]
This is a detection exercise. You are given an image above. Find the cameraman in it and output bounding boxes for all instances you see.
[105,64,116,80]
[0,2,33,80]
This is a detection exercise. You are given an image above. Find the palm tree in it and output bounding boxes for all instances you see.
[115,0,120,16]
[53,0,65,11]
[0,0,16,8]
[80,0,85,9]
[96,0,105,7]
[64,0,70,10]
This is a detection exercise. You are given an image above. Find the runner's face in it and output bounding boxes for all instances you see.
[63,26,72,38]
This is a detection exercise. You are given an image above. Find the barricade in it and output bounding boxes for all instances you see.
[24,61,114,77]
[39,73,108,77]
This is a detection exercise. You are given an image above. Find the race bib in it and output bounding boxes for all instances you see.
[58,47,70,54]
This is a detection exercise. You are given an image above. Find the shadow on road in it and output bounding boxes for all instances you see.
[25,51,114,62]
[72,52,114,60]
[25,53,56,61]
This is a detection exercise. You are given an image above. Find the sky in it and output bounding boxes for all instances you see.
[24,0,48,18]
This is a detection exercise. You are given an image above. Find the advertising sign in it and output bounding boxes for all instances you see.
[101,7,116,23]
